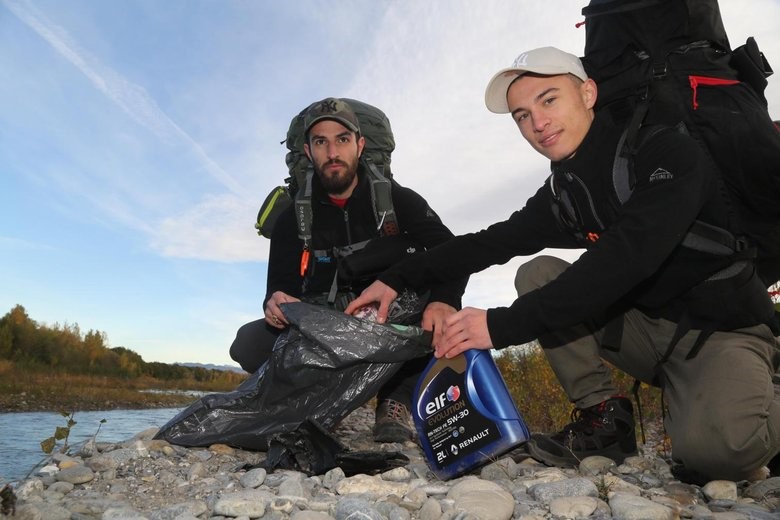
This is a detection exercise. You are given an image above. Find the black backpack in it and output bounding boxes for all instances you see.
[580,0,780,286]
[255,98,399,244]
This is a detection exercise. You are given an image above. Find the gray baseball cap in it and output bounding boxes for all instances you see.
[304,98,361,135]
[484,47,587,114]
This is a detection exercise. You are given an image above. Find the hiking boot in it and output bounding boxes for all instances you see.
[768,453,780,478]
[669,463,710,486]
[373,399,414,443]
[527,396,637,467]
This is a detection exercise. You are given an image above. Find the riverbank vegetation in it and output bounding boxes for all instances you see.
[0,305,246,412]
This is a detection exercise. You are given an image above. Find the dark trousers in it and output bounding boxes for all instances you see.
[229,319,429,407]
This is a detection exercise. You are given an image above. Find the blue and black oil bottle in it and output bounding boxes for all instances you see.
[412,349,530,480]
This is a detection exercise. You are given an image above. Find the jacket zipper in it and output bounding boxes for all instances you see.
[343,208,351,244]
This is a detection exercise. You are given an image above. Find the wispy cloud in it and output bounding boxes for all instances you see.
[150,194,267,262]
[3,0,243,196]
[0,235,56,252]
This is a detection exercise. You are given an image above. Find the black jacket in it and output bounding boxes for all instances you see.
[266,165,467,309]
[379,116,774,348]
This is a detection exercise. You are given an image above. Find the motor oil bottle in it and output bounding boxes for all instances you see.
[412,349,530,480]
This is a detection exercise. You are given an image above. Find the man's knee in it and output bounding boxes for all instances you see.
[229,323,252,370]
[229,320,274,373]
[671,418,774,480]
[515,255,571,297]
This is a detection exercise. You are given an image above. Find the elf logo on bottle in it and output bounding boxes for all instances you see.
[424,385,461,415]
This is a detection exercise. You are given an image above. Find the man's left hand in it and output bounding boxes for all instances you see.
[436,307,493,359]
[421,301,457,348]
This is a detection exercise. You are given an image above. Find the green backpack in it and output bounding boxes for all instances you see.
[255,98,399,247]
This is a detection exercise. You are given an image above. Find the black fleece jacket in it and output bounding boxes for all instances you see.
[265,165,467,309]
[378,116,774,348]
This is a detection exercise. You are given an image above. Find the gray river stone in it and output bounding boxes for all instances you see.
[548,495,599,519]
[527,476,598,504]
[54,464,95,484]
[240,467,268,489]
[213,490,270,518]
[702,479,739,501]
[334,497,385,520]
[609,492,677,520]
[447,478,514,520]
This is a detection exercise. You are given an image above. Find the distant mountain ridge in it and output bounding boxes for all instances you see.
[176,362,245,374]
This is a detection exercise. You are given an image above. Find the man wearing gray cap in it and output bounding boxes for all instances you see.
[231,97,467,443]
[347,48,779,481]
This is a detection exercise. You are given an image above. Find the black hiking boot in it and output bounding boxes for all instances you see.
[669,463,711,486]
[373,399,414,443]
[768,453,780,478]
[527,396,637,467]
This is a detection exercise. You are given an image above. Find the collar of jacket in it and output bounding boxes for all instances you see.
[550,114,621,175]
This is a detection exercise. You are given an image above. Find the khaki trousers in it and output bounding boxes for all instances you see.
[515,255,780,480]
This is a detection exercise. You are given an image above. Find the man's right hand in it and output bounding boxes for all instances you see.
[344,281,398,324]
[265,291,301,329]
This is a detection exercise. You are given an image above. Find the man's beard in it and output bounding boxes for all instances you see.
[314,158,359,195]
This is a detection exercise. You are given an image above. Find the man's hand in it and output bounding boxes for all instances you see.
[265,291,301,329]
[344,280,398,323]
[421,301,457,348]
[436,307,493,359]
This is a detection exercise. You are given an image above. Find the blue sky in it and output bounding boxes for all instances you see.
[2,0,779,367]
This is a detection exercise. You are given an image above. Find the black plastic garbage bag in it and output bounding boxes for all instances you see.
[155,301,431,450]
[246,419,409,476]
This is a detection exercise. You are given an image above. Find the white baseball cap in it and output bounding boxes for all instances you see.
[484,47,587,114]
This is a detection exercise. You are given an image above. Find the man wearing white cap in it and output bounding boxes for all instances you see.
[346,47,780,481]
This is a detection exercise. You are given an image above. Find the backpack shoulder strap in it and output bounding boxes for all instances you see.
[612,122,683,204]
[295,167,315,247]
[612,127,634,206]
[364,159,399,236]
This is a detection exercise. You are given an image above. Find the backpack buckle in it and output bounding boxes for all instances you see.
[652,61,667,78]
[734,237,757,259]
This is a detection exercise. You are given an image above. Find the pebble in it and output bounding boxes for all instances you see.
[4,404,780,520]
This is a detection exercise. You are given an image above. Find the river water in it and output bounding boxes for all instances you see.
[0,407,183,483]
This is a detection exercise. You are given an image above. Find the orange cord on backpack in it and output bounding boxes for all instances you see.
[300,248,310,277]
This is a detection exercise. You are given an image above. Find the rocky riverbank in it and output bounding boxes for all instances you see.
[4,403,780,520]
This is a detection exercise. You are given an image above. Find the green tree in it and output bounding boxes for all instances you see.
[0,321,12,359]
[58,323,86,371]
[115,348,143,378]
[0,305,37,362]
[83,329,107,371]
